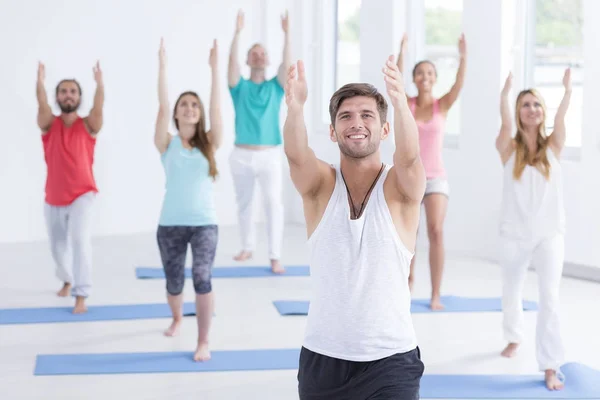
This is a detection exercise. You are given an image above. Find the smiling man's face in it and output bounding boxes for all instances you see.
[330,95,388,159]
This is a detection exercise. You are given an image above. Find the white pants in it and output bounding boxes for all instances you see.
[501,233,565,371]
[229,146,284,260]
[44,192,95,297]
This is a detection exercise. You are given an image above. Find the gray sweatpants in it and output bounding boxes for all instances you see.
[44,192,95,297]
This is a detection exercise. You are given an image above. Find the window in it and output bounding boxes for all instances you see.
[424,0,463,137]
[531,0,583,148]
[318,0,360,127]
[335,0,361,90]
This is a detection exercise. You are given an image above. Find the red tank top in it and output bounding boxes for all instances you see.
[42,116,98,206]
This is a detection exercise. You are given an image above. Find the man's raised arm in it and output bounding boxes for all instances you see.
[228,10,243,88]
[277,11,291,87]
[383,55,425,203]
[86,61,104,135]
[283,61,329,198]
[36,62,54,132]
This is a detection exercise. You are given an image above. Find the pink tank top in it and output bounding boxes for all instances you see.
[409,98,446,179]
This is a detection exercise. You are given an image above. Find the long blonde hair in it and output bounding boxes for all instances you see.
[513,89,551,180]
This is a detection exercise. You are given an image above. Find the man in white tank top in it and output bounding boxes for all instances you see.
[282,57,425,399]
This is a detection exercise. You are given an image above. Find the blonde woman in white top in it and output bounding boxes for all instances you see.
[495,68,572,391]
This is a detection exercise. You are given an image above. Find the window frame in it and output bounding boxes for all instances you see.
[417,0,464,148]
[317,0,363,133]
[523,0,584,160]
[311,0,337,134]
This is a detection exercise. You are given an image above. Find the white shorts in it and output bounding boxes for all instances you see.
[424,177,449,198]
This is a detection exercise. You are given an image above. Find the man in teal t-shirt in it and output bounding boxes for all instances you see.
[227,10,290,274]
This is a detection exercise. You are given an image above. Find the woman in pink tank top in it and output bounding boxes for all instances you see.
[396,33,467,311]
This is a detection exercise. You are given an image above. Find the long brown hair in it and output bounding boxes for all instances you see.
[173,91,218,179]
[513,89,550,180]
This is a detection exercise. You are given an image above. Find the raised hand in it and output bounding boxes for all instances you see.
[159,37,166,67]
[458,33,466,58]
[563,67,572,92]
[285,60,308,110]
[382,55,406,108]
[400,33,408,52]
[502,72,512,96]
[209,39,218,69]
[37,61,45,82]
[93,61,103,85]
[281,10,289,33]
[236,10,244,33]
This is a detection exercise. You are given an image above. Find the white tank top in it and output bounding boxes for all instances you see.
[303,164,417,362]
[500,147,565,240]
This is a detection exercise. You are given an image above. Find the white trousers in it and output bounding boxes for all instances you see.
[44,192,95,297]
[501,233,565,371]
[229,146,284,260]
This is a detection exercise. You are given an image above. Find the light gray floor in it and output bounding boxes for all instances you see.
[1,223,599,400]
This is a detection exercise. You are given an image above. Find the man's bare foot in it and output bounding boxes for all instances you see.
[430,295,444,311]
[233,250,252,261]
[72,296,87,314]
[57,283,71,297]
[501,343,519,358]
[545,369,564,390]
[193,341,211,362]
[164,318,182,337]
[270,259,285,274]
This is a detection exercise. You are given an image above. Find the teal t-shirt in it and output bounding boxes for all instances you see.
[229,76,284,146]
[158,136,218,226]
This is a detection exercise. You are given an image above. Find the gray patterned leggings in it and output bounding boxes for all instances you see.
[156,225,218,295]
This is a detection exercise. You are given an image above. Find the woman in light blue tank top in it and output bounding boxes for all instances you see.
[153,38,223,362]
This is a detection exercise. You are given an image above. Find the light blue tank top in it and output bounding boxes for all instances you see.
[158,136,218,226]
[229,77,284,146]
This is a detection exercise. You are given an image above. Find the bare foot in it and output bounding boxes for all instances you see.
[270,259,285,274]
[72,296,87,314]
[233,250,252,261]
[501,343,519,358]
[545,369,564,391]
[193,341,211,362]
[164,318,182,337]
[430,295,444,311]
[57,283,71,297]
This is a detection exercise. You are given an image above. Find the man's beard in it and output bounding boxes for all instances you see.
[58,100,79,114]
[336,129,379,159]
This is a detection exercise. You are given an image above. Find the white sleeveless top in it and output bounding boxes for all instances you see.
[500,147,565,240]
[303,164,417,362]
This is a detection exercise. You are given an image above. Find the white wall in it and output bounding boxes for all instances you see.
[0,0,290,243]
[284,0,600,269]
[4,0,598,269]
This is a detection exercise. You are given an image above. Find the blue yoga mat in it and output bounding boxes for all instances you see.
[419,362,600,399]
[0,303,196,325]
[33,351,600,398]
[34,348,301,375]
[135,265,310,279]
[273,296,538,315]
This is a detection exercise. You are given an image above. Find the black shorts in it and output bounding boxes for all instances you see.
[298,346,424,400]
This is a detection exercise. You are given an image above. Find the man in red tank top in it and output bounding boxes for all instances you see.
[36,61,104,314]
